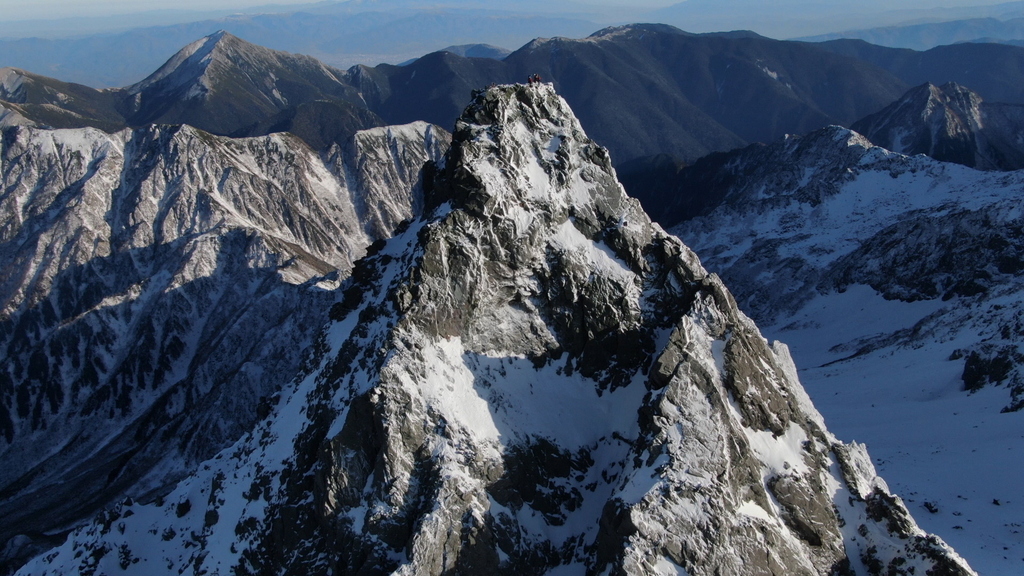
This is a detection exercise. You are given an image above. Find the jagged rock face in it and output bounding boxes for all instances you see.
[16,85,972,576]
[337,122,447,239]
[851,82,1024,170]
[0,121,446,573]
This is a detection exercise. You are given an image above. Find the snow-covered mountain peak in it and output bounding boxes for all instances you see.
[13,84,974,576]
[126,32,226,97]
[120,30,359,136]
[436,83,634,236]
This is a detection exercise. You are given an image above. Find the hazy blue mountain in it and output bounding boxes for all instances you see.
[119,31,364,136]
[0,33,384,150]
[359,24,908,164]
[814,39,1024,105]
[800,17,1024,50]
[0,9,598,88]
[400,43,512,64]
[647,0,1024,40]
[0,25,913,166]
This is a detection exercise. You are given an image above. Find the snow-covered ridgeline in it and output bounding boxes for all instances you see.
[0,120,446,570]
[15,84,972,575]
[671,124,1024,573]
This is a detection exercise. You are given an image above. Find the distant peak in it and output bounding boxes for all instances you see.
[588,23,687,39]
[852,80,988,166]
[698,30,767,40]
[0,68,29,103]
[125,31,266,96]
[906,81,979,101]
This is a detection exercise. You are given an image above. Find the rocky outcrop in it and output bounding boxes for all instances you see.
[15,85,972,576]
[851,82,1024,170]
[0,121,446,573]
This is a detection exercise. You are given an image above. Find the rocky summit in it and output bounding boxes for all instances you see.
[15,85,973,575]
[851,82,1024,171]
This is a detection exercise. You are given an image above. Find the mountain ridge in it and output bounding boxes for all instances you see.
[10,82,974,576]
[1,25,914,165]
[0,119,448,574]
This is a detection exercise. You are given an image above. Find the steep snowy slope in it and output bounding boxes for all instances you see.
[16,85,972,576]
[0,121,447,572]
[670,127,1024,574]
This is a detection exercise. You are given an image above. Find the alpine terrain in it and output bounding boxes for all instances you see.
[12,85,973,575]
[851,82,1024,171]
[0,120,448,572]
[667,126,1024,574]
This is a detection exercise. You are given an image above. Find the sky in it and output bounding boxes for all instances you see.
[0,0,1011,33]
[0,0,1002,23]
[0,0,294,21]
[0,0,663,22]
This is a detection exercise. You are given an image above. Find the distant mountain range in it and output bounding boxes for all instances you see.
[398,43,511,65]
[626,82,1024,229]
[800,17,1024,50]
[649,0,1024,40]
[0,8,599,89]
[0,25,912,165]
[812,39,1024,107]
[11,24,1024,171]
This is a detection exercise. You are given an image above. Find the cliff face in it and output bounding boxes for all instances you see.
[10,85,973,576]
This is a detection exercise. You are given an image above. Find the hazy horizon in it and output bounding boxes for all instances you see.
[0,0,1013,24]
[0,0,679,23]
